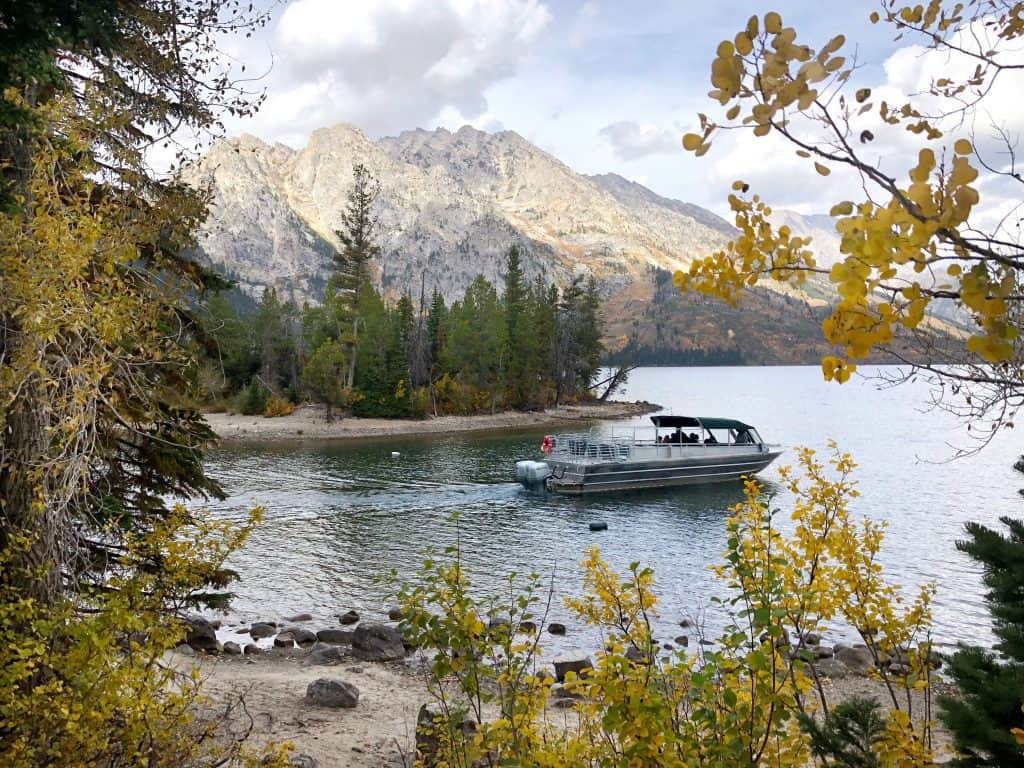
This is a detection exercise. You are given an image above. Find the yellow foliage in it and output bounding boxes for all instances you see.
[0,507,292,768]
[263,394,296,417]
[676,3,1023,387]
[394,447,939,767]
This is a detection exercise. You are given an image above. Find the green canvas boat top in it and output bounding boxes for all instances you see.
[649,415,754,431]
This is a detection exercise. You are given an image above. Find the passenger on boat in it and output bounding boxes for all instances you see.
[689,433,699,443]
[704,433,718,444]
[735,429,754,444]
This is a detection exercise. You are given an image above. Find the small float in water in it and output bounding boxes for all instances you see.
[515,415,782,495]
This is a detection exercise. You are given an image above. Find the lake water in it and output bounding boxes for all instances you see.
[203,366,1022,651]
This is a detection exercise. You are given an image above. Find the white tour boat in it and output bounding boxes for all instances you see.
[515,414,782,495]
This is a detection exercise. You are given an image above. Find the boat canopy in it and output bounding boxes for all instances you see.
[650,415,754,431]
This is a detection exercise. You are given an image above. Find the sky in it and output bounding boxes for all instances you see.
[218,0,1023,220]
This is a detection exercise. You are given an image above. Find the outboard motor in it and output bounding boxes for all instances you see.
[515,460,552,488]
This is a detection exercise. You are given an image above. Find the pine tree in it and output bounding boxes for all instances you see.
[333,163,381,388]
[939,511,1024,766]
[503,245,534,409]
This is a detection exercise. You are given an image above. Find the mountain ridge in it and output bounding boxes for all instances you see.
[184,122,879,364]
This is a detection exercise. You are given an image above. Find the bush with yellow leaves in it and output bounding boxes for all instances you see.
[0,505,293,768]
[392,445,939,767]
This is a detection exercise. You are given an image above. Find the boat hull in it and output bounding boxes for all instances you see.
[537,448,783,495]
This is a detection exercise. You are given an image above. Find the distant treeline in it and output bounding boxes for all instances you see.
[199,247,605,419]
[605,345,744,367]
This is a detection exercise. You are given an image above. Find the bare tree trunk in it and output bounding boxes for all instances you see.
[346,318,358,390]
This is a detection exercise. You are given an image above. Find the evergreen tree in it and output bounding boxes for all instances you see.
[253,287,299,397]
[352,289,411,417]
[448,275,508,413]
[333,163,381,388]
[503,245,534,409]
[939,513,1024,766]
[301,338,347,421]
[426,289,449,412]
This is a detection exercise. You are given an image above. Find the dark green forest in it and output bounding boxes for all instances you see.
[200,246,605,419]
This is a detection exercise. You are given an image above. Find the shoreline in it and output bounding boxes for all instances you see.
[186,641,953,768]
[203,400,661,444]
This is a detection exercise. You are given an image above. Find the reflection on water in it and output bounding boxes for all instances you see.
[203,366,1021,651]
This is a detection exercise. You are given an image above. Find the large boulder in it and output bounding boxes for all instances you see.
[305,678,359,708]
[274,632,296,648]
[291,628,317,647]
[834,644,876,674]
[352,622,405,661]
[316,628,354,644]
[552,650,593,682]
[184,616,218,653]
[249,622,276,639]
[306,644,346,666]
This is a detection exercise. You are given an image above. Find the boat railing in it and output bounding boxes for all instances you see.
[545,426,773,461]
[548,432,635,462]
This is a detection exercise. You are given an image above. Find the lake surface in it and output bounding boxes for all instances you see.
[203,366,1022,651]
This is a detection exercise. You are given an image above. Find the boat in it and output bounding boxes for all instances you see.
[515,415,782,495]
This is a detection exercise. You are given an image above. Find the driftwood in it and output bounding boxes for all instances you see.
[591,364,636,402]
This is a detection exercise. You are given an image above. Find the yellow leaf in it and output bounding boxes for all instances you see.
[735,31,753,56]
[765,11,782,33]
[954,138,972,155]
[815,162,831,176]
[726,104,741,120]
[830,201,853,216]
[682,133,702,151]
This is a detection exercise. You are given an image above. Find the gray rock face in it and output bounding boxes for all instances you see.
[316,628,354,644]
[305,678,359,708]
[553,650,594,682]
[352,622,405,662]
[184,616,218,653]
[182,125,736,311]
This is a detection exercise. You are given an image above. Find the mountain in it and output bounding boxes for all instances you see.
[183,123,919,364]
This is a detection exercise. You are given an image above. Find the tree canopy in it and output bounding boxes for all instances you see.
[679,1,1024,446]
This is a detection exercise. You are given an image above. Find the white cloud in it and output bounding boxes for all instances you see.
[252,0,552,141]
[599,120,680,161]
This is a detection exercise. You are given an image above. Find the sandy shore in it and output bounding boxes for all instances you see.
[187,646,953,768]
[204,400,660,444]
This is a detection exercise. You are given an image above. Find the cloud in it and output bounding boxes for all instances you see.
[599,120,680,160]
[252,0,552,141]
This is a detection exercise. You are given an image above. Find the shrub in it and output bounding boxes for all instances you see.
[263,394,295,417]
[390,445,938,767]
[0,507,292,768]
[236,380,268,415]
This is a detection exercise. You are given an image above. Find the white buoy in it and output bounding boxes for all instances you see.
[391,451,401,458]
